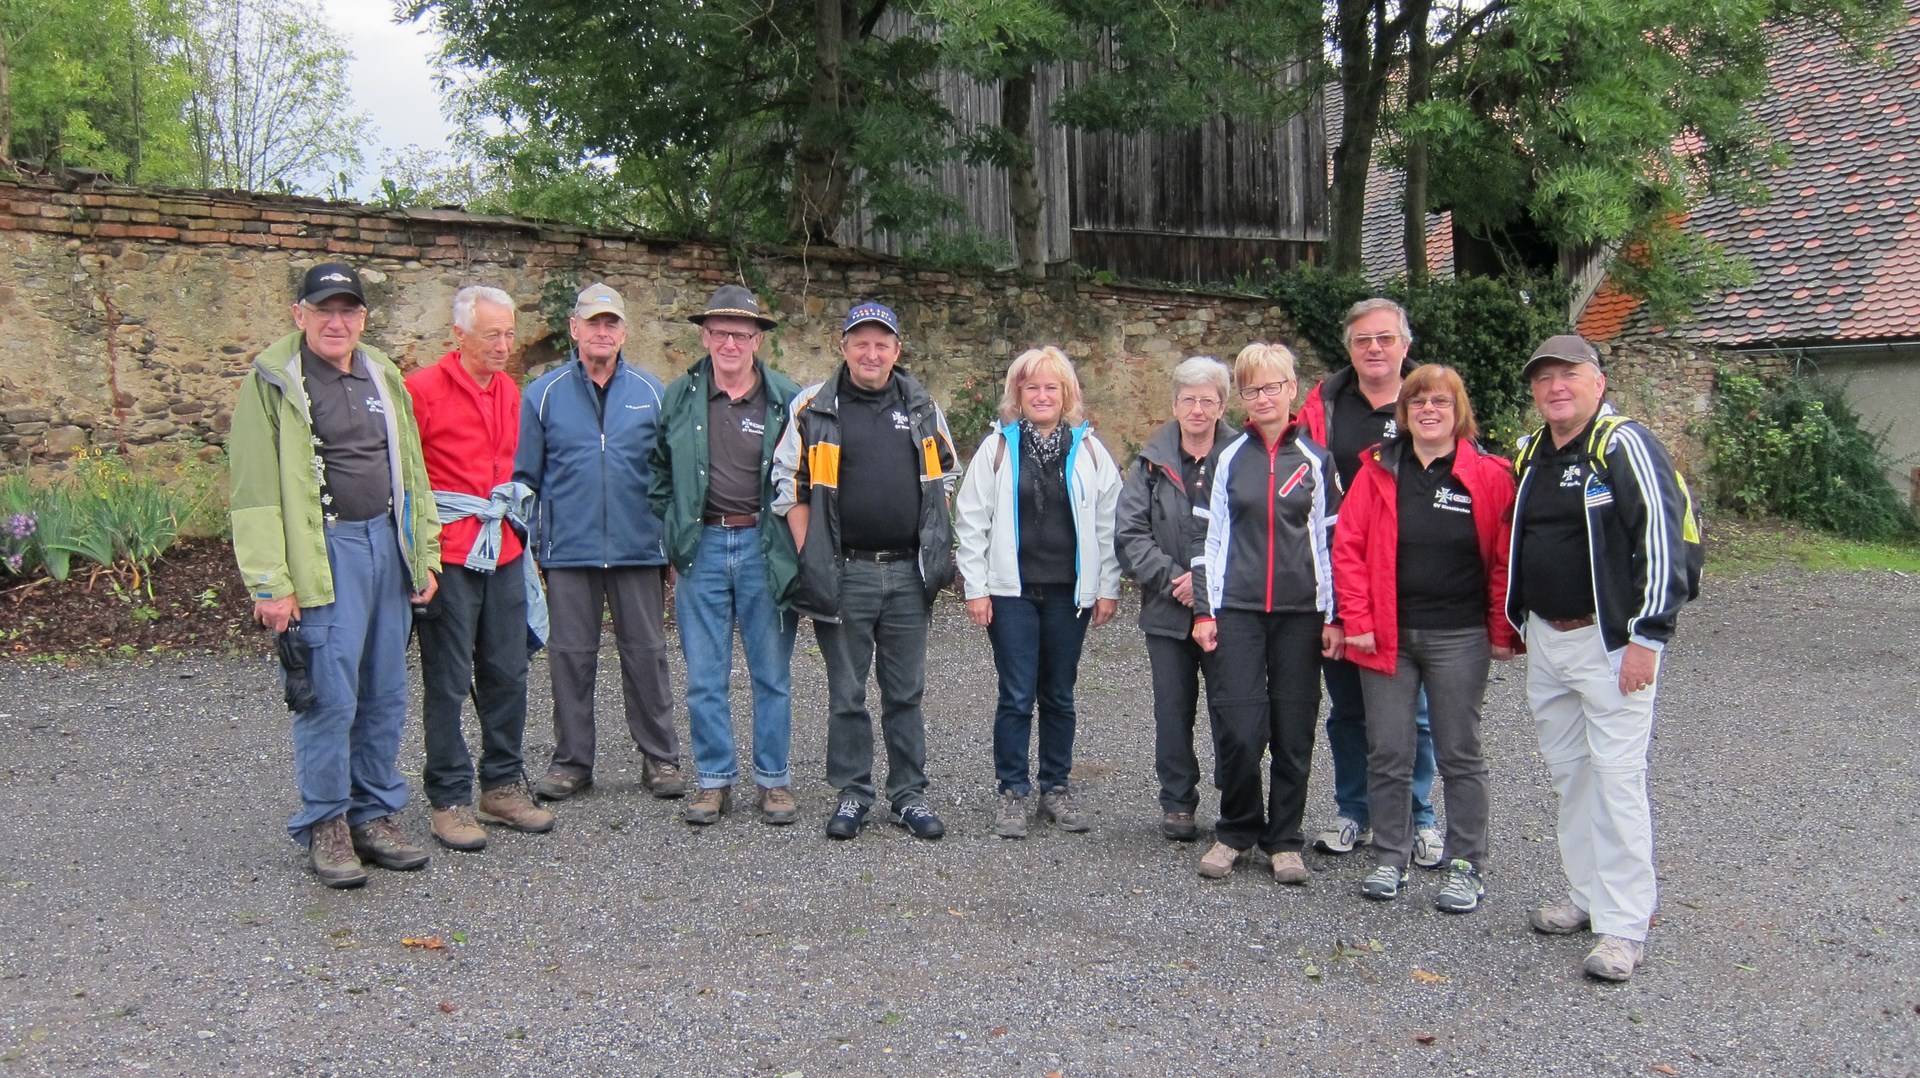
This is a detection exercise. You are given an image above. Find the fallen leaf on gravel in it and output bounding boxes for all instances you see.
[1413,1033,1437,1045]
[439,1002,457,1014]
[697,985,712,995]
[948,908,964,917]
[1651,1065,1678,1075]
[1046,1071,1065,1078]
[1732,963,1757,972]
[541,963,560,973]
[1411,968,1447,984]
[401,937,445,950]
[989,1026,1009,1037]
[1304,963,1322,980]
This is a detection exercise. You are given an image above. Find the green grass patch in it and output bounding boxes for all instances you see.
[1705,516,1920,576]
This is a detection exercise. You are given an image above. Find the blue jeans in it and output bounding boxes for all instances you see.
[986,583,1091,796]
[679,525,799,789]
[287,517,413,844]
[1324,657,1436,830]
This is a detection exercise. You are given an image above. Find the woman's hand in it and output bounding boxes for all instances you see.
[1170,571,1194,608]
[1321,623,1346,660]
[1091,597,1118,627]
[1192,619,1218,652]
[1344,631,1374,655]
[965,597,993,627]
[1491,646,1516,661]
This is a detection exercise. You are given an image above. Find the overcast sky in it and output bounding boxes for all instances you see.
[321,0,458,194]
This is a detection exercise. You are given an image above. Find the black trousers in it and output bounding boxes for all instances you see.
[1205,609,1323,853]
[1145,632,1214,813]
[415,561,530,807]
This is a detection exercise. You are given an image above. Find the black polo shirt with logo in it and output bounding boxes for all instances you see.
[1328,378,1399,491]
[1518,434,1597,620]
[1395,449,1484,629]
[301,345,392,523]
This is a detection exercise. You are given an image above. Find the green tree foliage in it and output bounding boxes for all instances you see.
[0,0,197,182]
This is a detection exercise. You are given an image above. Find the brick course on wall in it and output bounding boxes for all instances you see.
[0,176,1740,472]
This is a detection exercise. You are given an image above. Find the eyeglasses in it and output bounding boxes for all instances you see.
[1350,333,1401,350]
[703,328,761,347]
[1407,395,1454,410]
[1174,395,1221,412]
[1238,380,1293,401]
[302,303,365,325]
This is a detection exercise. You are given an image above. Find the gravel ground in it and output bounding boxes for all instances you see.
[0,567,1916,1077]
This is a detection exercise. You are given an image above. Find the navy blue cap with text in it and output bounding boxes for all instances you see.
[841,301,900,337]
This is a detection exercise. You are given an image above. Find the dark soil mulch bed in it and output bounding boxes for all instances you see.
[1,538,266,660]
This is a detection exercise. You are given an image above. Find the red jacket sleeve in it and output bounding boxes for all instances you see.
[1332,459,1382,639]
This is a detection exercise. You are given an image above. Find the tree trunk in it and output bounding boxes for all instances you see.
[788,0,858,244]
[1401,0,1432,284]
[1003,63,1044,279]
[1329,0,1397,274]
[0,33,13,162]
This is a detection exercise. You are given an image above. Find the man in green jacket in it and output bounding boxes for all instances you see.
[649,285,803,826]
[229,262,441,889]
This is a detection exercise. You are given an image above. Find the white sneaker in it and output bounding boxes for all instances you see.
[1412,827,1444,868]
[1312,816,1371,854]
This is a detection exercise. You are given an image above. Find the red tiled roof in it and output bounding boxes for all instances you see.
[1666,7,1920,346]
[1576,280,1642,341]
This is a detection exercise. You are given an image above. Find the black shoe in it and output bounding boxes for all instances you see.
[889,803,945,840]
[825,796,869,840]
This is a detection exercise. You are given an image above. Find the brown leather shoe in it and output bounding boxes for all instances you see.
[643,757,687,799]
[477,781,556,834]
[350,815,430,871]
[759,785,798,826]
[430,804,488,851]
[1162,811,1199,841]
[684,785,731,825]
[308,816,368,888]
[533,767,591,801]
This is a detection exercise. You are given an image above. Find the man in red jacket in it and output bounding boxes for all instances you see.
[405,285,554,851]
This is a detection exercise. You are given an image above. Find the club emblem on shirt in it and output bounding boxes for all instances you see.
[890,410,911,431]
[364,397,386,415]
[1559,464,1583,488]
[1381,419,1399,440]
[1432,486,1473,513]
[741,416,765,437]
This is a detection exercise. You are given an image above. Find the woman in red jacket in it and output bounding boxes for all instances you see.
[1332,364,1518,914]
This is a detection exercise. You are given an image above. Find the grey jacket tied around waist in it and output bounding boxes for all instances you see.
[432,482,549,647]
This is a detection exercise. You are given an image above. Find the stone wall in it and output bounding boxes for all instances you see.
[0,176,1739,473]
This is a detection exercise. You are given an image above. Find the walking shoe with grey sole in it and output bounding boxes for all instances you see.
[684,786,731,825]
[350,815,430,871]
[994,791,1028,839]
[642,757,687,799]
[1412,826,1445,868]
[1530,900,1592,935]
[1037,787,1088,832]
[1312,816,1371,854]
[533,768,591,801]
[308,816,368,889]
[1583,935,1645,982]
[477,781,556,833]
[1433,859,1485,914]
[1360,864,1407,901]
[430,804,488,851]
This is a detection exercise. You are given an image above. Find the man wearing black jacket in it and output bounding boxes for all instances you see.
[1509,334,1696,983]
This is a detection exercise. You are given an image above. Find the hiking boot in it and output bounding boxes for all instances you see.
[994,791,1028,839]
[1270,850,1310,885]
[1037,787,1088,832]
[1361,864,1407,901]
[308,816,368,889]
[1161,810,1199,841]
[642,757,687,799]
[533,767,591,801]
[759,785,798,826]
[430,804,488,851]
[477,781,556,834]
[685,786,731,825]
[889,803,946,840]
[1413,826,1445,869]
[350,815,429,871]
[1433,859,1485,914]
[1197,841,1244,879]
[825,796,869,840]
[1312,816,1371,854]
[1530,900,1592,935]
[1583,935,1645,982]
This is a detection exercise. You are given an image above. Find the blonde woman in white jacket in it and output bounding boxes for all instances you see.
[955,347,1123,840]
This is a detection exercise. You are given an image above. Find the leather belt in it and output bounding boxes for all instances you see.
[842,547,916,563]
[1543,615,1597,632]
[703,512,759,528]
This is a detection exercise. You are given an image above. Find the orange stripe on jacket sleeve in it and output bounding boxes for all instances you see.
[808,442,840,488]
[921,436,940,480]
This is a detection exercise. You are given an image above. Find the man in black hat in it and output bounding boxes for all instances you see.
[648,286,804,826]
[229,261,442,888]
[772,301,960,841]
[1507,333,1698,982]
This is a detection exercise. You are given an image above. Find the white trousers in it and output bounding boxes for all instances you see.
[1526,615,1658,941]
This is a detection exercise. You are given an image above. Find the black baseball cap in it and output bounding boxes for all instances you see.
[299,262,366,306]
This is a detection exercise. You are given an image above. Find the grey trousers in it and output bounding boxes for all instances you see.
[544,566,677,776]
[1357,626,1492,870]
[816,557,931,810]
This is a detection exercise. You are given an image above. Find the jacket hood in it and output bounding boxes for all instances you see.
[1140,418,1234,468]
